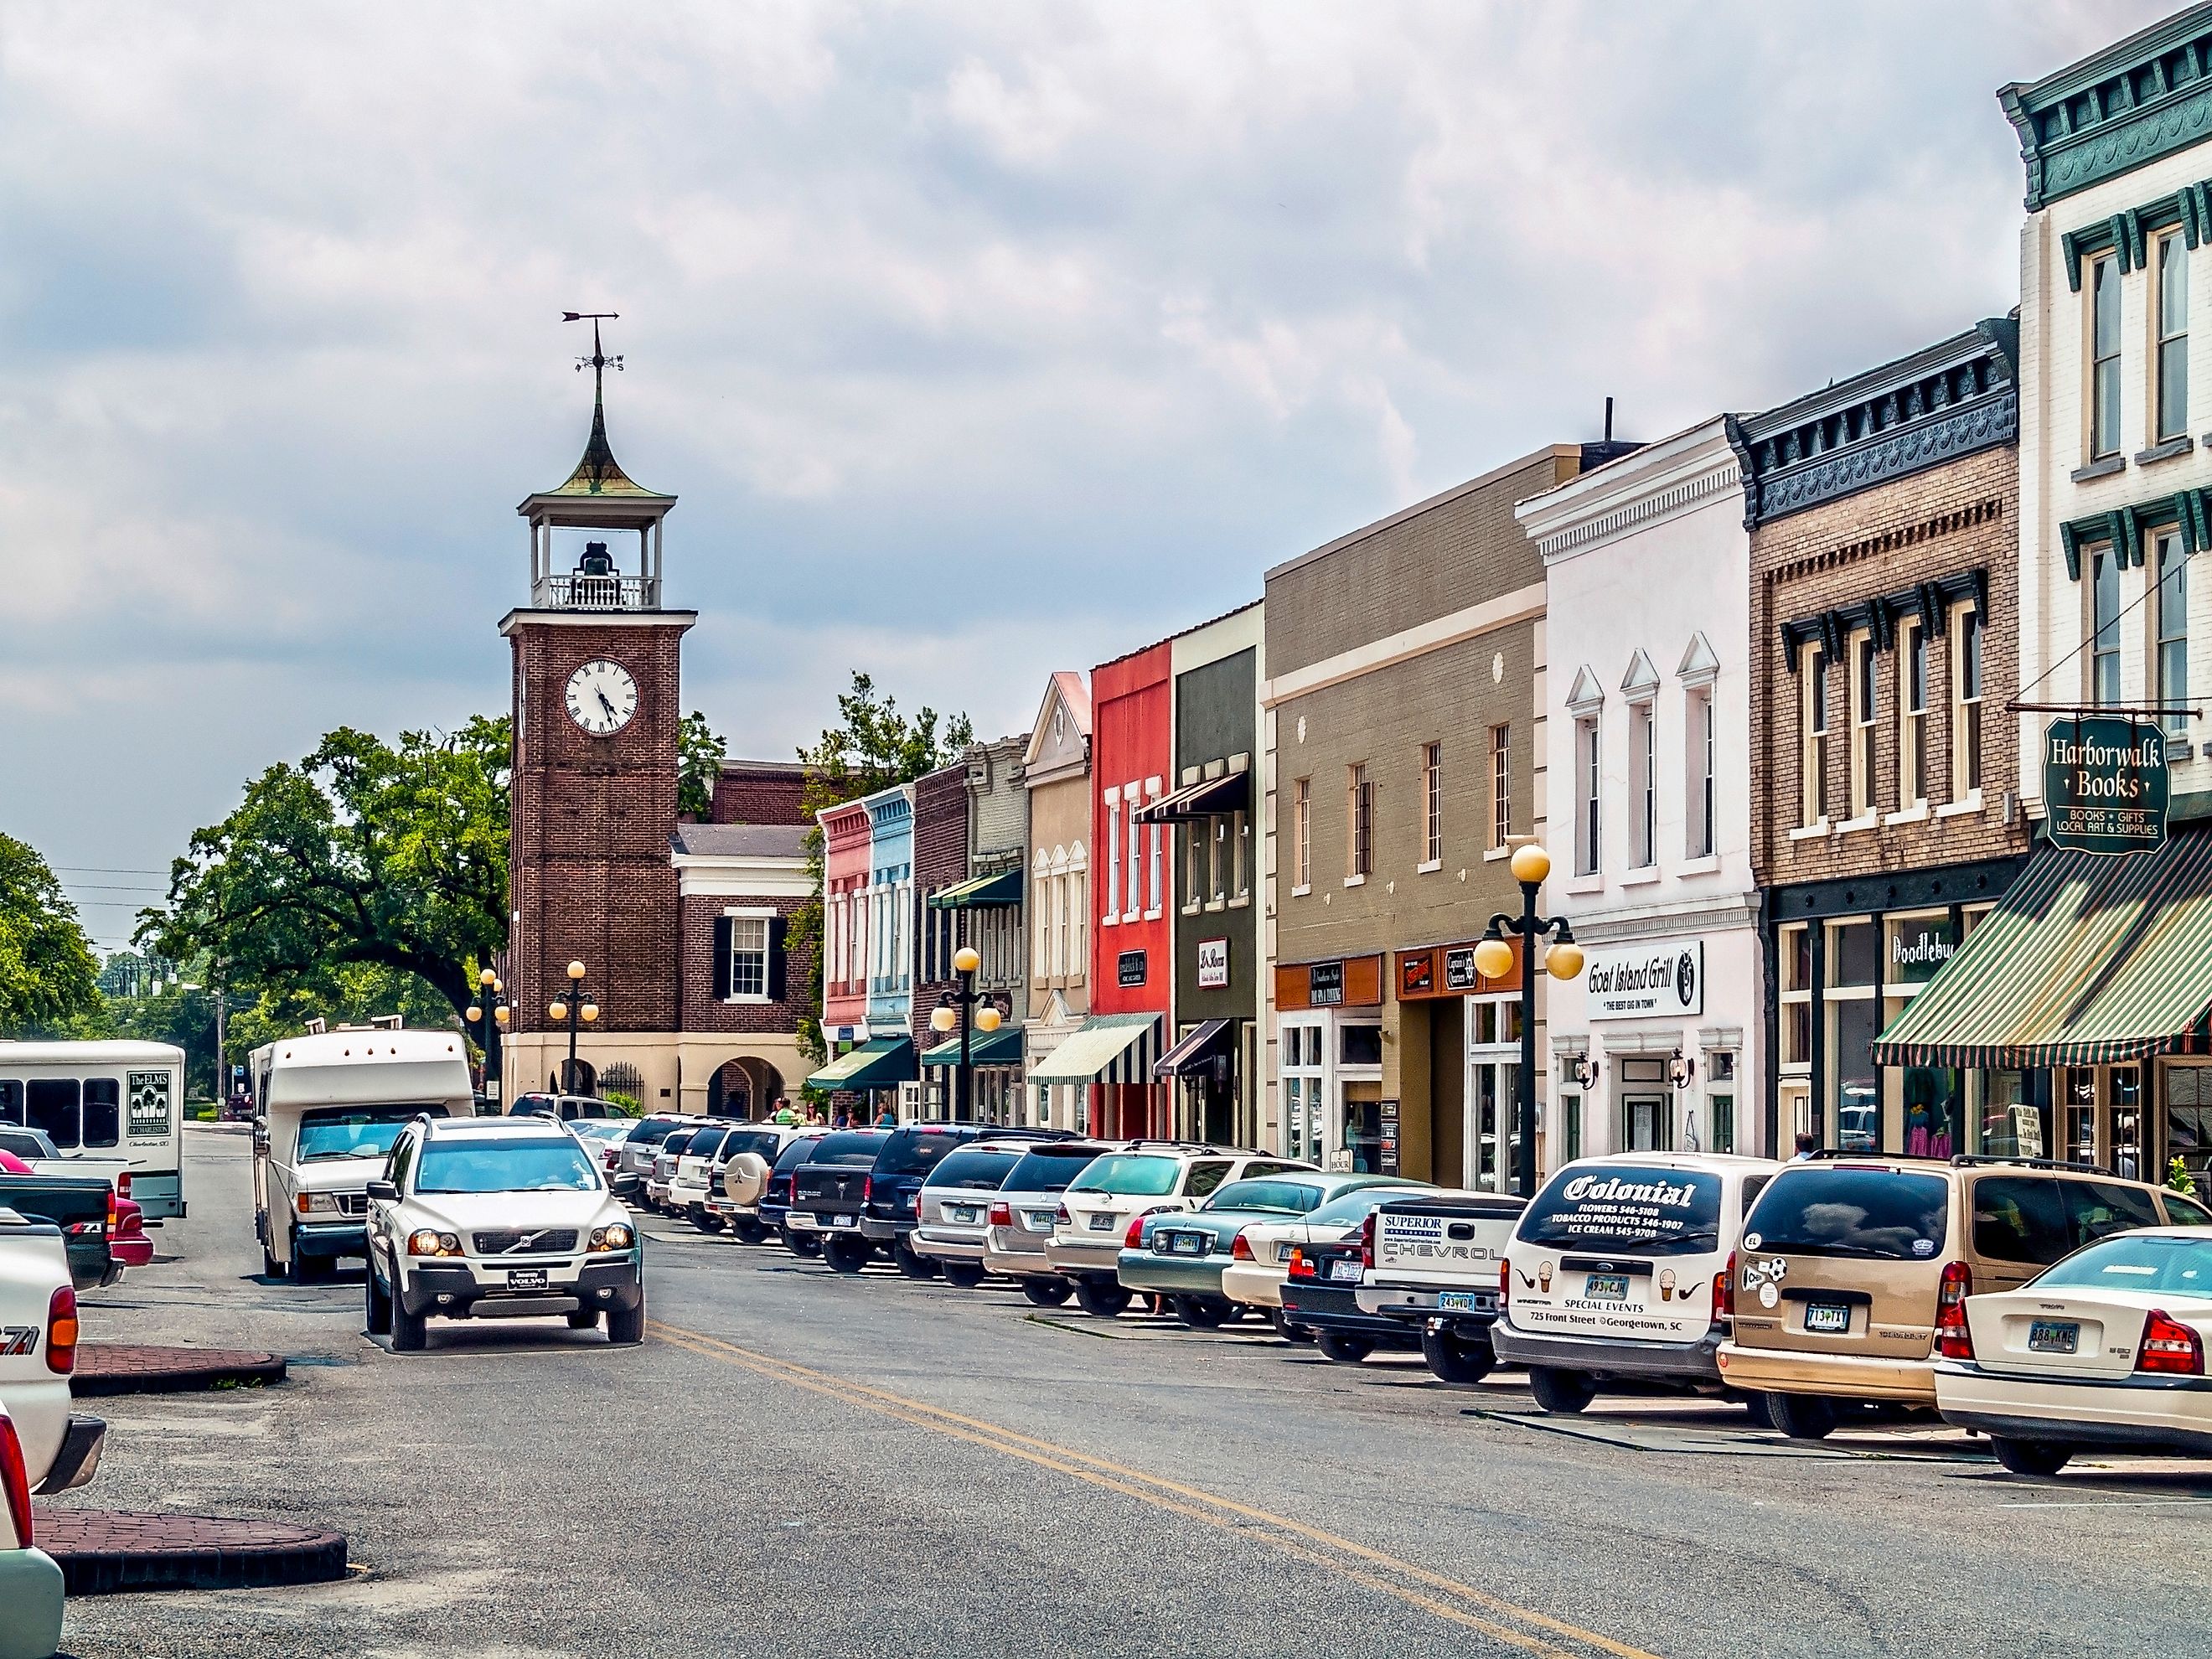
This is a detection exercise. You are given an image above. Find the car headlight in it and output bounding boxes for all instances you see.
[297,1192,339,1214]
[406,1228,463,1257]
[589,1223,634,1252]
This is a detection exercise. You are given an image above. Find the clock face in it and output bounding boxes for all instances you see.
[565,659,638,736]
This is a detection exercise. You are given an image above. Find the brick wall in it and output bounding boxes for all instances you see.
[1749,441,2029,887]
[678,892,814,1033]
[908,763,970,1043]
[711,762,809,825]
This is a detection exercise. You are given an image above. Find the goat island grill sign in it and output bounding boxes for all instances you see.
[2044,717,2168,855]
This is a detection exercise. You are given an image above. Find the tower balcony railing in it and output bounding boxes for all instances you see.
[532,572,661,611]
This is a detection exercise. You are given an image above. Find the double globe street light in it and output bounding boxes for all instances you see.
[463,967,511,1107]
[930,945,1001,1123]
[545,960,599,1095]
[1470,843,1584,1197]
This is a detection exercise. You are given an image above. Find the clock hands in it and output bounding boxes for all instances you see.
[597,687,618,721]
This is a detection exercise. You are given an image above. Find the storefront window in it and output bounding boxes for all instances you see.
[1470,1000,1524,1046]
[1884,912,1953,985]
[1707,1052,1736,1155]
[1980,1071,2046,1160]
[2064,1069,2097,1166]
[1280,1020,1325,1165]
[1901,1067,1959,1160]
[2170,1067,2212,1177]
[1781,923,1811,992]
[1341,1024,1382,1068]
[2112,1066,2144,1181]
[1620,1057,1671,1152]
[1828,919,1879,986]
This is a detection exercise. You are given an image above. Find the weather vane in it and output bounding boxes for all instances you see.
[562,311,623,383]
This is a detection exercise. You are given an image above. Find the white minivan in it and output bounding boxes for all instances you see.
[1490,1152,1778,1416]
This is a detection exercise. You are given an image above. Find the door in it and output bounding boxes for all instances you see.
[1624,1095,1672,1153]
[1341,1083,1383,1173]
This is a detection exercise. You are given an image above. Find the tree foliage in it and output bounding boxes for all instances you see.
[790,674,974,1064]
[678,711,727,820]
[139,718,510,1026]
[0,834,101,1031]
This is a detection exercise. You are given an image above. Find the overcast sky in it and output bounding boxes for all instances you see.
[0,1,2168,948]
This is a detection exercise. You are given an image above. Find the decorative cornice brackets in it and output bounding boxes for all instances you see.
[1780,569,1987,674]
[2001,6,2212,212]
[2059,488,2212,579]
[2060,179,2212,290]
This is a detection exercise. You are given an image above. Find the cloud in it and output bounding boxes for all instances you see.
[0,0,2175,910]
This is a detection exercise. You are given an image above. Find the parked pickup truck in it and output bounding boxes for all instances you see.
[0,1207,106,1498]
[1354,1191,1527,1383]
[0,1174,116,1291]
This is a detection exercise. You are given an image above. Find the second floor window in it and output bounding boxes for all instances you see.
[1293,778,1311,889]
[2160,233,2191,444]
[1422,742,1443,864]
[2091,547,2122,706]
[1104,796,1121,918]
[1630,702,1655,868]
[1900,618,1928,809]
[1850,633,1878,819]
[1575,716,1600,874]
[1346,763,1372,880]
[1490,725,1512,850]
[1801,654,1828,828]
[1687,689,1714,859]
[2158,528,2189,733]
[1952,605,1983,799]
[2091,255,2123,459]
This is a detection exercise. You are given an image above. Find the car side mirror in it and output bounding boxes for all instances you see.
[365,1180,398,1202]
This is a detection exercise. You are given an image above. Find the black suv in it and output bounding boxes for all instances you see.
[861,1125,1070,1278]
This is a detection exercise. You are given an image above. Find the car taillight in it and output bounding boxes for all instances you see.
[2138,1309,2205,1375]
[1055,1203,1070,1225]
[1359,1212,1377,1270]
[0,1412,31,1549]
[989,1202,1012,1227]
[1500,1258,1511,1315]
[1287,1248,1314,1279]
[1719,1250,1736,1321]
[1935,1260,1974,1360]
[1231,1231,1254,1262]
[1124,1212,1150,1248]
[46,1285,77,1375]
[862,1176,873,1204]
[108,1190,118,1231]
[116,1171,131,1198]
[603,1148,619,1169]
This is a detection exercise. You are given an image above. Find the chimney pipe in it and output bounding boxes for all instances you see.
[1604,396,1615,445]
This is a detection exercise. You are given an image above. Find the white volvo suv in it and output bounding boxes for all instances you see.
[364,1116,643,1351]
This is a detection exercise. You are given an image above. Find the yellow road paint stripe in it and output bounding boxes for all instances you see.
[650,1320,1664,1659]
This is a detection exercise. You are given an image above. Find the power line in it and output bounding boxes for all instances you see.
[53,865,168,876]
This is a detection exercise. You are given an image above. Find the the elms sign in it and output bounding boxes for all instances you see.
[2044,716,2169,855]
[1584,940,1704,1021]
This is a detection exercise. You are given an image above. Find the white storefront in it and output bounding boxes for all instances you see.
[1517,418,1765,1158]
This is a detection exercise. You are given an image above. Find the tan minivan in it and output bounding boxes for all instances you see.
[1718,1155,2212,1439]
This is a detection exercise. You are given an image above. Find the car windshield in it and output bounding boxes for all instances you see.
[810,1131,890,1166]
[1003,1146,1109,1193]
[771,1135,825,1174]
[1305,1184,1432,1227]
[624,1119,688,1146]
[1069,1155,1180,1196]
[1205,1179,1326,1215]
[2035,1233,2212,1295]
[716,1130,784,1161]
[415,1138,600,1194]
[659,1130,702,1157]
[878,1129,968,1177]
[685,1129,731,1160]
[923,1149,1020,1190]
[1518,1166,1725,1257]
[297,1106,429,1162]
[1743,1167,1949,1261]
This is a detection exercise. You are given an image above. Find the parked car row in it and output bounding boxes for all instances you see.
[607,1111,2212,1476]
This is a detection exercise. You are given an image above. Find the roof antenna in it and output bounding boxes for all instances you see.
[1604,395,1615,445]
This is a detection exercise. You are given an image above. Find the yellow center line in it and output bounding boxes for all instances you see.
[650,1320,1665,1659]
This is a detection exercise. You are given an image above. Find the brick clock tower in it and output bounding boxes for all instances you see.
[500,319,696,1097]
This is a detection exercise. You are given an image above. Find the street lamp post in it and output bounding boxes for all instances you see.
[930,945,1001,1123]
[464,967,511,1107]
[1473,843,1584,1198]
[545,959,599,1095]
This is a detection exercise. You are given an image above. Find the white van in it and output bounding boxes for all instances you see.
[251,1023,473,1281]
[1490,1152,1779,1415]
[0,1041,188,1219]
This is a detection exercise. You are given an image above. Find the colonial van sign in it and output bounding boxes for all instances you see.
[1584,940,1704,1021]
[2043,716,2169,855]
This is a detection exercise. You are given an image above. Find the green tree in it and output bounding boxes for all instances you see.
[790,674,974,1065]
[678,711,727,820]
[0,834,101,1031]
[139,718,510,1027]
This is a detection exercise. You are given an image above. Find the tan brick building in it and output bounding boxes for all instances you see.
[1738,318,2029,1155]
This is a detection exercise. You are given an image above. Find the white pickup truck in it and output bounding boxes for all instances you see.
[1356,1191,1528,1383]
[0,1207,105,1496]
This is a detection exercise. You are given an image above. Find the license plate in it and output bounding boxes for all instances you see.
[830,1215,855,1230]
[1026,1212,1057,1229]
[1328,1258,1362,1283]
[1805,1301,1853,1335]
[1438,1289,1488,1312]
[1584,1274,1630,1300]
[2029,1319,2079,1355]
[949,1207,979,1225]
[1168,1233,1208,1256]
[506,1269,548,1289]
[1087,1213,1115,1232]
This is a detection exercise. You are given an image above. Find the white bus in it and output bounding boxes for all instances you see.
[0,1040,189,1218]
[250,1022,473,1280]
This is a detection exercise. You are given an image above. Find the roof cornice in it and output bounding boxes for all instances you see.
[1514,417,1739,562]
[2000,3,2212,212]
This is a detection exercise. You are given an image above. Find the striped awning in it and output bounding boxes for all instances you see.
[927,869,1024,908]
[1027,1014,1160,1084]
[804,1036,917,1092]
[919,1025,1026,1067]
[1870,831,2212,1070]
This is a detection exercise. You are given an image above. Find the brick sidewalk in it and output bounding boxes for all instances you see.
[31,1508,347,1594]
[74,1343,288,1396]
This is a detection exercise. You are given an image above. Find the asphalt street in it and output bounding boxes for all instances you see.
[42,1126,2212,1658]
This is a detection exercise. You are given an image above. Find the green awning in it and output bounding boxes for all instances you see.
[804,1036,917,1091]
[1871,832,2212,1069]
[1028,1014,1159,1084]
[920,1025,1026,1067]
[928,869,1024,908]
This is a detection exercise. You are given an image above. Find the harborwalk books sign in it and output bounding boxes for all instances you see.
[2044,716,2169,855]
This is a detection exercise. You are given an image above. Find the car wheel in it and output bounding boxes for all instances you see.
[1527,1367,1599,1414]
[942,1261,988,1289]
[1175,1295,1231,1328]
[364,1258,392,1336]
[1765,1393,1838,1440]
[1990,1436,2072,1477]
[566,1309,601,1330]
[607,1293,646,1345]
[1073,1279,1131,1318]
[690,1207,724,1233]
[1420,1325,1496,1385]
[893,1243,938,1279]
[1315,1331,1373,1364]
[731,1218,766,1245]
[1736,1391,1777,1429]
[824,1235,873,1274]
[1021,1279,1072,1307]
[262,1238,282,1278]
[286,1230,316,1285]
[784,1230,823,1259]
[1272,1309,1316,1344]
[390,1296,428,1353]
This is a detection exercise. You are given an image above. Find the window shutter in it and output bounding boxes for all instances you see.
[767,914,788,1002]
[713,917,733,1000]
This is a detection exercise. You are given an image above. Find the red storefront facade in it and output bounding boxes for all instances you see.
[1090,638,1173,1138]
[820,800,873,1045]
